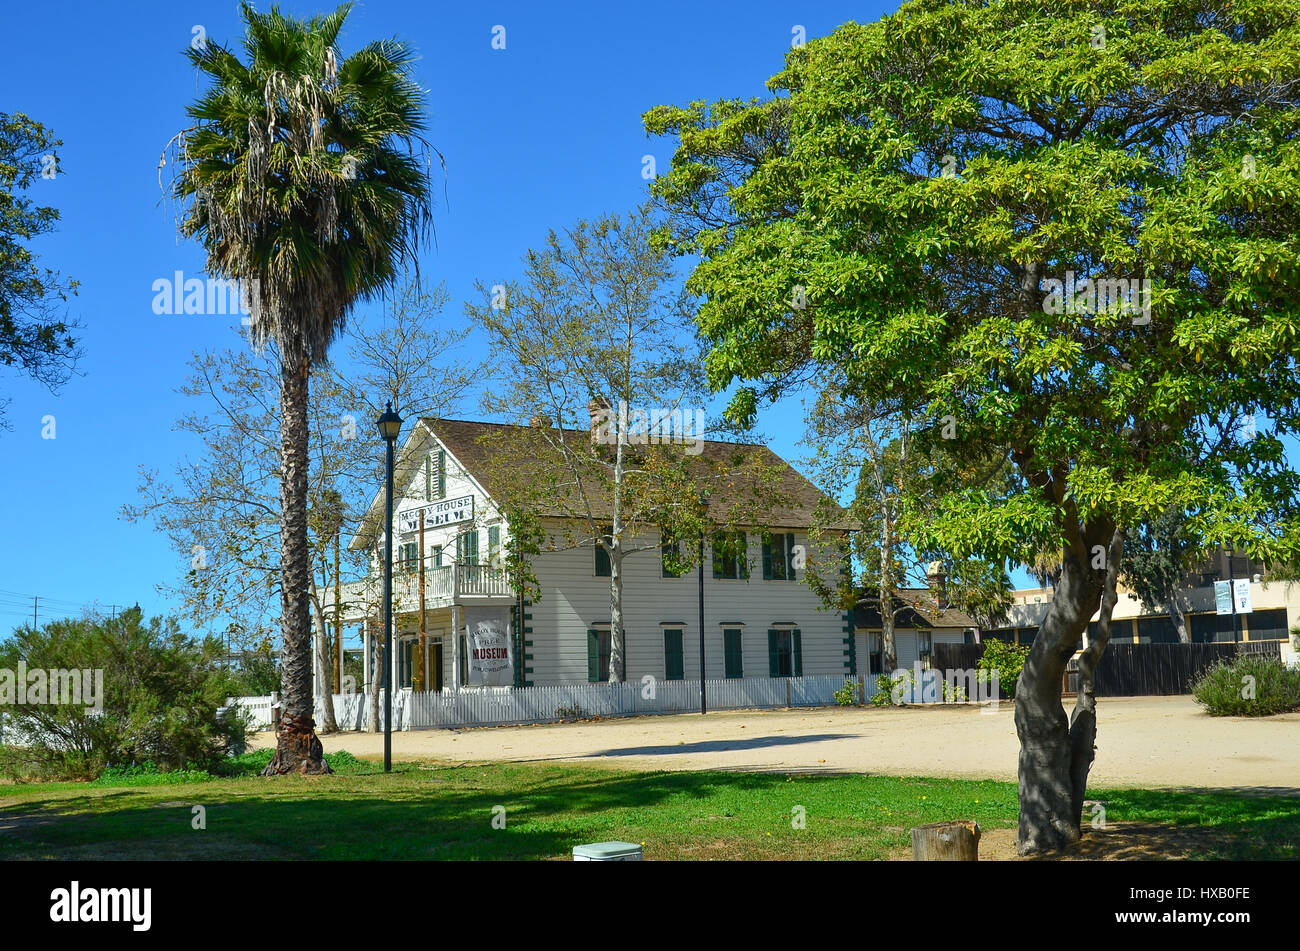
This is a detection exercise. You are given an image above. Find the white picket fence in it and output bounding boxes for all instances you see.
[228,673,875,732]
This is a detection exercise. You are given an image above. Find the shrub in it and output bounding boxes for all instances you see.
[833,680,860,705]
[0,607,250,781]
[869,672,897,706]
[1191,654,1300,717]
[976,640,1031,699]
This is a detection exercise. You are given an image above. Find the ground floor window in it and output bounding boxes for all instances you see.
[587,627,612,681]
[767,628,802,678]
[1136,616,1180,644]
[663,629,684,680]
[1246,608,1288,640]
[399,638,414,688]
[723,628,743,678]
[1190,612,1238,643]
[863,632,883,674]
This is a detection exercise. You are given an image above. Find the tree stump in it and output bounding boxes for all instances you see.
[912,820,980,860]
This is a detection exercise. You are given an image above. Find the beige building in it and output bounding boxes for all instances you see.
[992,551,1299,649]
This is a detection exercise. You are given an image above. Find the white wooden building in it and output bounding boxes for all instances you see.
[340,417,855,694]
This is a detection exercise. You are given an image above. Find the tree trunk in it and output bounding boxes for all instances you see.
[333,530,343,692]
[1067,527,1123,832]
[912,820,981,861]
[1169,597,1190,644]
[607,431,627,683]
[1014,526,1110,853]
[880,495,897,672]
[263,355,331,775]
[608,544,625,682]
[309,587,339,734]
[366,620,380,732]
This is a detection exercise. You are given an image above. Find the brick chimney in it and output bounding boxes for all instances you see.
[588,396,612,445]
[926,560,949,609]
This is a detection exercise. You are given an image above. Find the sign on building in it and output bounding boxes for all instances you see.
[398,495,474,533]
[463,606,513,687]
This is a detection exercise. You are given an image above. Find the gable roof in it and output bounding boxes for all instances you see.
[349,416,848,549]
[853,589,979,631]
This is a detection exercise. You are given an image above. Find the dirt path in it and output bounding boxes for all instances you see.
[264,695,1300,792]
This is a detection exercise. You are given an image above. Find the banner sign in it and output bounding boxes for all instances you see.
[398,495,474,533]
[463,606,514,686]
[1233,578,1253,615]
[1214,581,1233,616]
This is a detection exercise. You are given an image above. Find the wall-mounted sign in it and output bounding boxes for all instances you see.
[398,495,474,533]
[464,606,513,686]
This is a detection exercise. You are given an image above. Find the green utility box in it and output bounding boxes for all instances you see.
[572,841,643,861]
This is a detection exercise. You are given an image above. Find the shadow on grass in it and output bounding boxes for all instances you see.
[1,766,1293,861]
[589,733,857,758]
[0,767,853,860]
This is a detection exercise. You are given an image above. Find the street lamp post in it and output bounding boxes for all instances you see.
[1225,544,1240,645]
[376,402,403,773]
[697,492,709,716]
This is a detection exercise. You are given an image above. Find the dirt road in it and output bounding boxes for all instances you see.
[263,695,1300,791]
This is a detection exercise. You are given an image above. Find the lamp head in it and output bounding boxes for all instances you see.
[376,402,403,443]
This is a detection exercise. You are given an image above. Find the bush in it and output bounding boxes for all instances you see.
[833,680,860,705]
[869,672,897,706]
[0,607,250,781]
[1191,654,1300,717]
[977,640,1031,699]
[223,647,281,696]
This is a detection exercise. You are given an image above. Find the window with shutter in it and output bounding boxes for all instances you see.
[723,629,743,679]
[663,629,684,680]
[595,529,612,577]
[768,629,795,678]
[712,531,748,579]
[763,533,797,580]
[587,628,611,681]
[437,449,446,498]
[661,528,688,577]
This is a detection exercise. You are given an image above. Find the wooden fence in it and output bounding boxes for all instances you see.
[1091,641,1282,696]
[932,639,1285,697]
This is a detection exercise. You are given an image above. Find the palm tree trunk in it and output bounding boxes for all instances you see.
[263,355,331,774]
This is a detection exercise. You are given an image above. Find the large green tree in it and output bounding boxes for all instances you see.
[165,2,434,773]
[648,0,1300,852]
[0,113,79,429]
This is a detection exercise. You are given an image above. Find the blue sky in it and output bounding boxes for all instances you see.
[0,0,894,630]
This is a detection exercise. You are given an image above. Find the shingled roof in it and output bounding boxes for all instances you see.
[853,589,980,631]
[425,417,846,529]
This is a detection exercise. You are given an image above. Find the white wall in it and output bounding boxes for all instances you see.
[525,526,849,684]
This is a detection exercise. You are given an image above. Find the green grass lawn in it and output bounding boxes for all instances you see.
[0,756,1295,860]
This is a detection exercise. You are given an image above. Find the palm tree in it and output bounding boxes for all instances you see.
[165,2,433,773]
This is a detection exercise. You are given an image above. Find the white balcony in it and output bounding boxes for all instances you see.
[339,564,514,622]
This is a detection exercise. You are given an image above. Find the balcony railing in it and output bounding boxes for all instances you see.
[389,564,511,609]
[339,563,514,623]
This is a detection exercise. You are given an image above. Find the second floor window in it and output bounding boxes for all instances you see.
[762,532,797,580]
[456,530,479,565]
[661,528,689,577]
[595,528,612,577]
[712,531,748,580]
[398,542,419,575]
